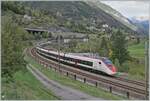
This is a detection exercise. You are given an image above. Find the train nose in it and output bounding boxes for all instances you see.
[112,66,117,72]
[108,65,117,73]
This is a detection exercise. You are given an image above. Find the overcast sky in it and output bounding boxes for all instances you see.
[101,1,149,20]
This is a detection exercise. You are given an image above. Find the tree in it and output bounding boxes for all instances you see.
[42,32,49,38]
[2,17,28,78]
[100,37,109,57]
[68,39,77,52]
[2,1,25,15]
[110,29,129,65]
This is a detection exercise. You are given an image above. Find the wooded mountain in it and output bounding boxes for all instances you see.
[23,1,139,35]
[129,17,149,35]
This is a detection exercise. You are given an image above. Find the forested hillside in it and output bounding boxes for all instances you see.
[1,2,59,99]
[23,1,137,34]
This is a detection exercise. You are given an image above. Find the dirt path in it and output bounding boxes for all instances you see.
[27,64,102,100]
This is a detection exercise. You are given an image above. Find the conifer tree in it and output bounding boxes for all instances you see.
[111,29,129,65]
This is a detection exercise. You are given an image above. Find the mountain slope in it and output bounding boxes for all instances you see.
[85,0,138,31]
[23,1,137,34]
[129,18,149,35]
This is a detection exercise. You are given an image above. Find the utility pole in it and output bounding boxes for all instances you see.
[89,40,92,58]
[58,31,61,71]
[145,41,149,100]
[89,39,93,58]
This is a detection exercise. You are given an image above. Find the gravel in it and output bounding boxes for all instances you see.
[27,65,102,100]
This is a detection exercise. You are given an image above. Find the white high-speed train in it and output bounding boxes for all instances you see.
[36,47,117,75]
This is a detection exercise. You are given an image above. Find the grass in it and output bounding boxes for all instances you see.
[118,61,145,80]
[127,41,146,80]
[127,61,145,80]
[128,41,145,59]
[24,54,126,100]
[1,67,59,100]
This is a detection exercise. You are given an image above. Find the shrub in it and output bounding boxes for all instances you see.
[115,59,129,73]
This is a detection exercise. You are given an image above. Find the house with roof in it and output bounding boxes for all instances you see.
[53,32,89,43]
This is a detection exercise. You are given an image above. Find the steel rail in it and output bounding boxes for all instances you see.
[28,48,148,97]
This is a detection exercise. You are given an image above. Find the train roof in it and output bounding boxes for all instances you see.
[37,47,107,62]
[68,53,106,59]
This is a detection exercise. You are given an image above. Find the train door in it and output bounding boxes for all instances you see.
[93,61,97,69]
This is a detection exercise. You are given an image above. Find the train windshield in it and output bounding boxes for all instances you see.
[103,59,113,65]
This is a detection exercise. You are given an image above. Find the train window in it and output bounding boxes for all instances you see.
[38,49,93,66]
[78,59,93,66]
[103,59,112,65]
[39,49,58,58]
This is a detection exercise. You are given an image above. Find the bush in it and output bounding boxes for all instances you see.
[1,17,29,78]
[114,59,120,71]
[115,59,129,73]
[121,62,130,73]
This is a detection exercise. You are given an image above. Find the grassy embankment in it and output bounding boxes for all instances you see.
[1,67,59,100]
[128,41,145,59]
[126,41,146,80]
[24,54,126,100]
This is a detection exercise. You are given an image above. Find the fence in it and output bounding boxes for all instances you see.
[35,58,146,100]
[28,48,147,100]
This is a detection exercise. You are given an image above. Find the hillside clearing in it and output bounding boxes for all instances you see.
[128,41,145,59]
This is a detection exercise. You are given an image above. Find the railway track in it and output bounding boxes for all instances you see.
[115,76,146,87]
[41,47,147,87]
[27,47,149,99]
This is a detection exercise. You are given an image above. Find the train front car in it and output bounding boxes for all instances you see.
[101,58,117,75]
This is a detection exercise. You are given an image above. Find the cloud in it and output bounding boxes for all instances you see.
[101,1,149,18]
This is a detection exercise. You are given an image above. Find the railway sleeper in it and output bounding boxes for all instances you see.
[34,52,147,98]
[30,48,148,100]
